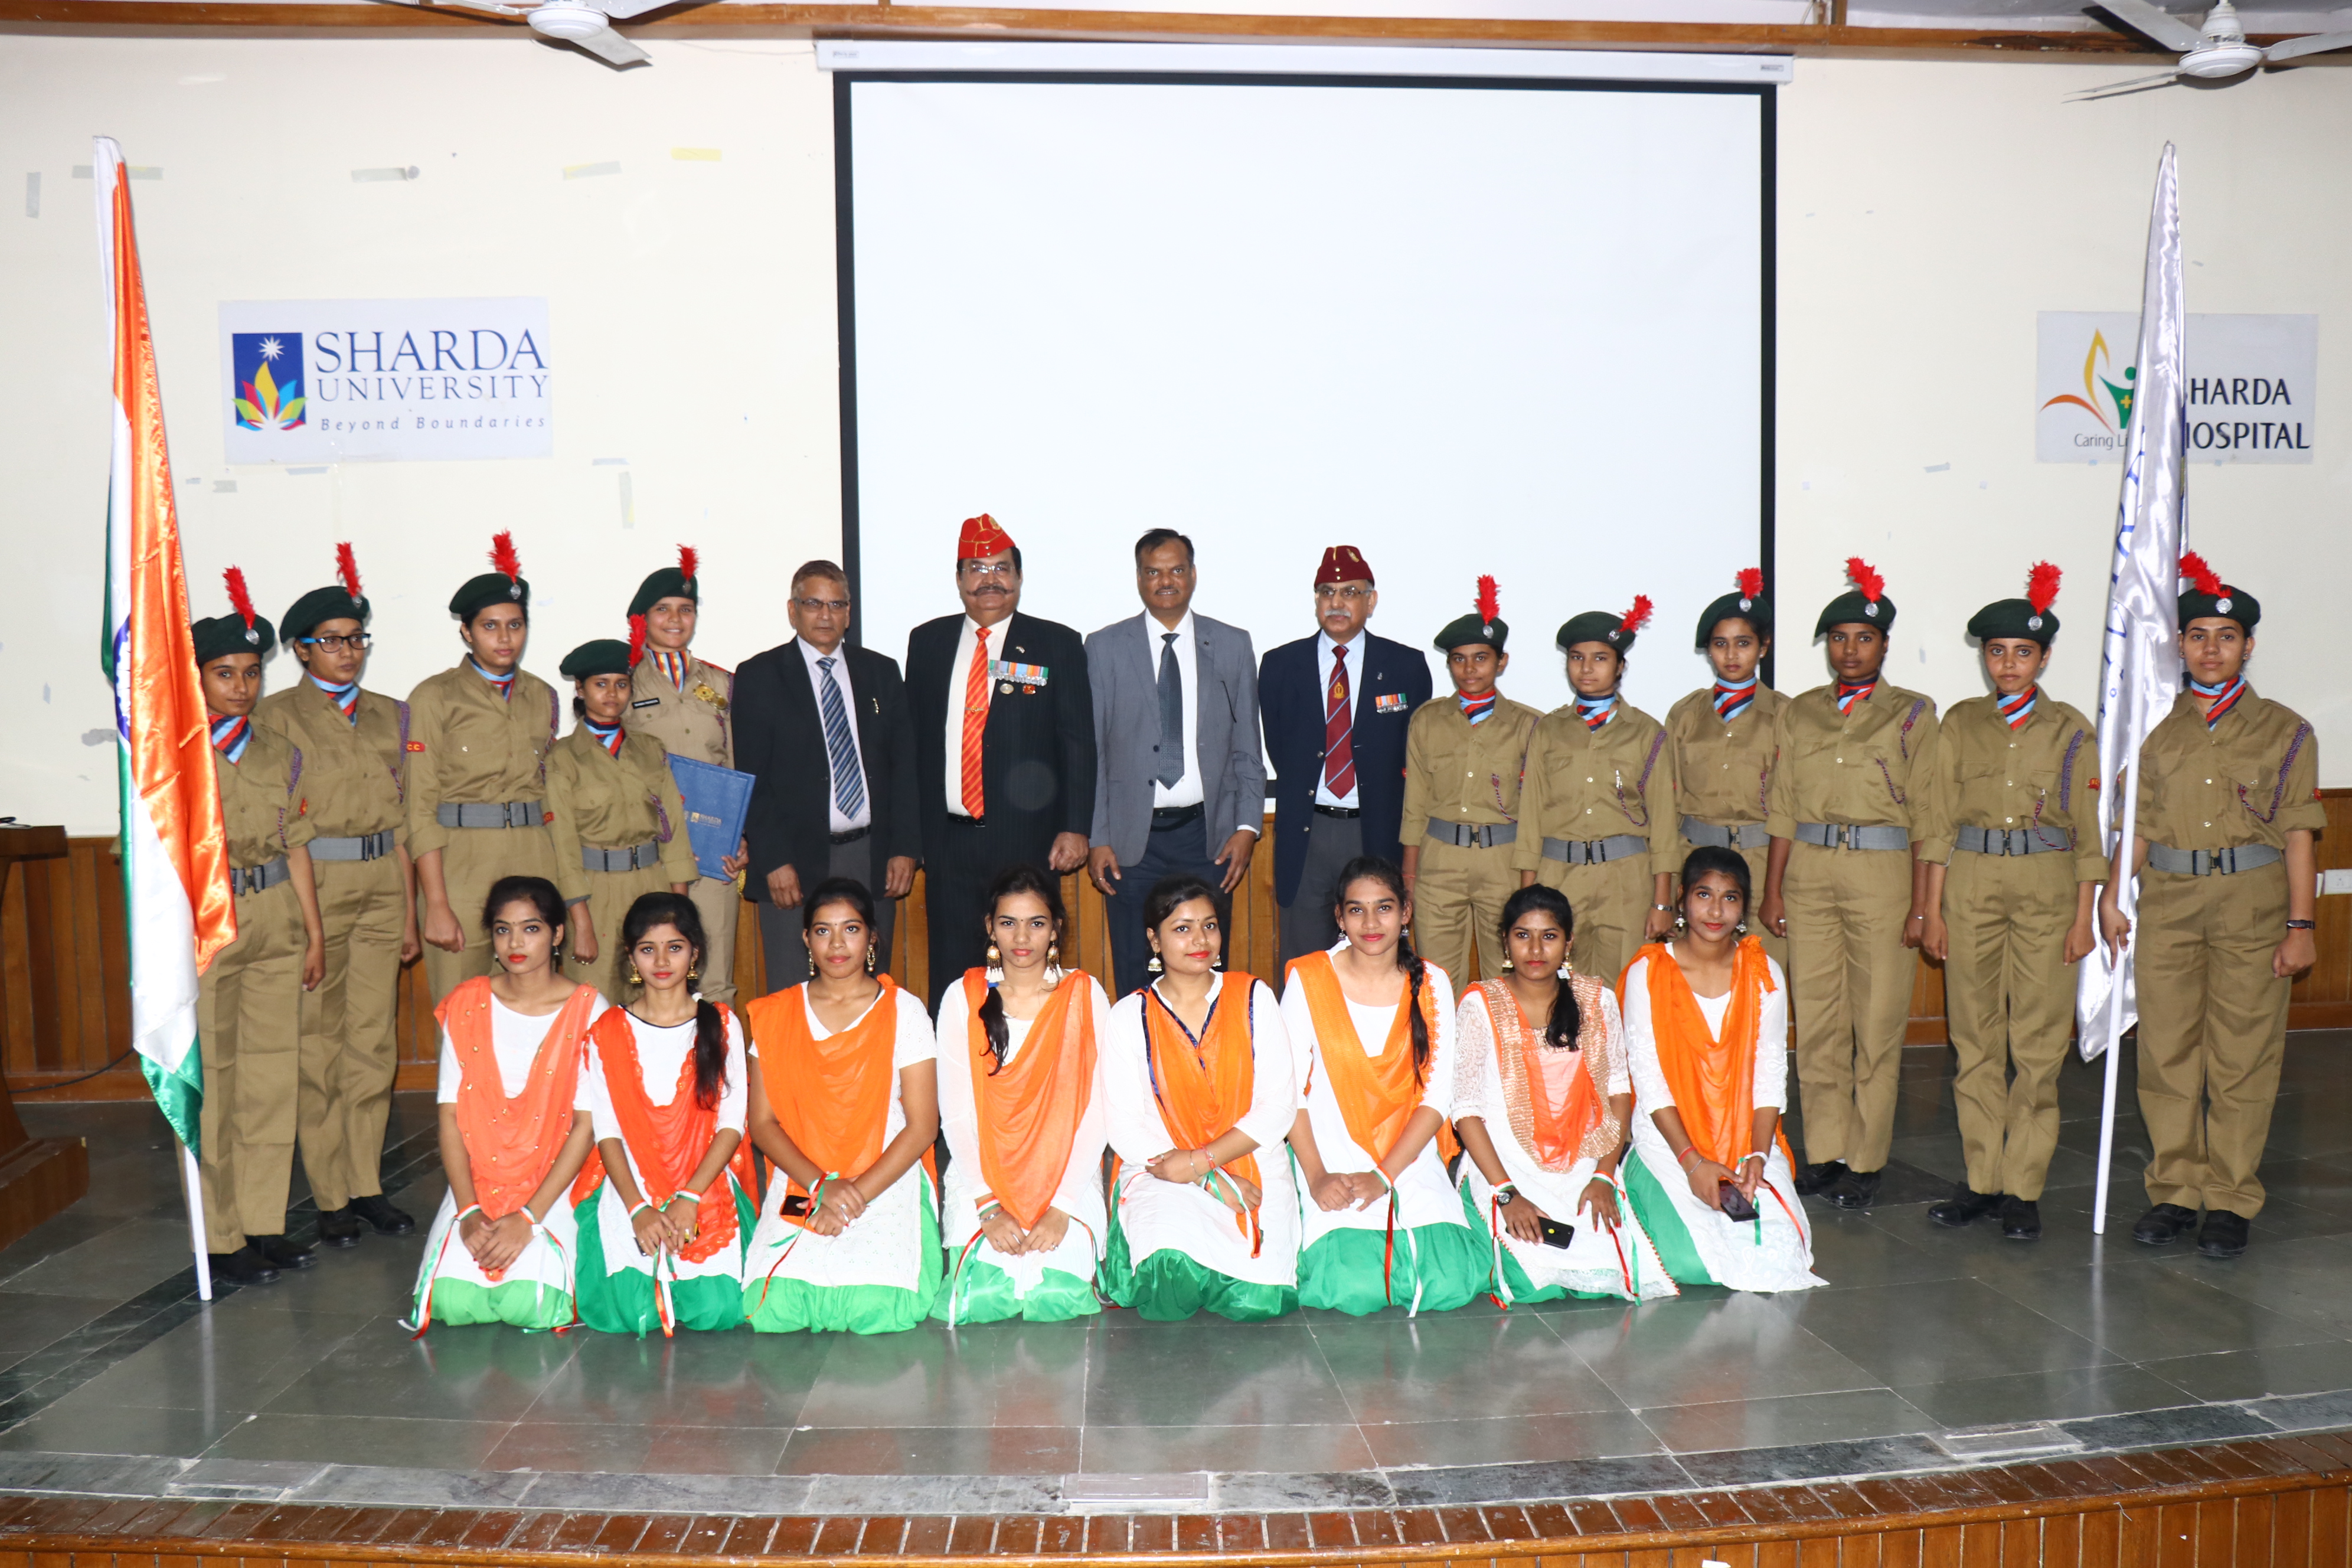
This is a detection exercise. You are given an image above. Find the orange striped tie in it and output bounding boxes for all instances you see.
[961,626,991,817]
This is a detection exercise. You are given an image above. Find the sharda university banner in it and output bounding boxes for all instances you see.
[2036,311,2316,465]
[218,298,551,463]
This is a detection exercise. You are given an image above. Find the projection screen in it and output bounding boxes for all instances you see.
[836,49,1776,721]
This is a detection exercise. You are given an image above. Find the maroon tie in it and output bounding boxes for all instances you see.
[1322,645,1356,798]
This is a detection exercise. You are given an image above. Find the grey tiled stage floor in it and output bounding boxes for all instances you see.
[4,1035,2352,1508]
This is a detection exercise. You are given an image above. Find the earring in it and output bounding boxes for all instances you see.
[1046,942,1063,986]
[1673,915,1687,933]
[1147,951,1163,975]
[865,945,878,973]
[686,966,698,984]
[1734,921,1750,936]
[628,966,644,986]
[984,941,1003,984]
[1499,957,1514,972]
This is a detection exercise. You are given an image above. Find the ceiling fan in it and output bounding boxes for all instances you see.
[388,0,656,66]
[2072,0,2352,97]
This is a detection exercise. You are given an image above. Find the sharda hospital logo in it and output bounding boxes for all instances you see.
[2041,329,2135,435]
[231,333,306,431]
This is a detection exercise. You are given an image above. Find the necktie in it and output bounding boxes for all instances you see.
[2190,675,2246,729]
[1574,692,1616,730]
[654,650,687,690]
[472,661,514,701]
[1459,692,1497,726]
[1996,685,2039,730]
[961,626,991,817]
[584,719,624,757]
[311,673,360,724]
[818,656,867,822]
[1321,643,1356,798]
[1713,676,1758,723]
[210,713,250,765]
[1835,680,1877,716]
[1155,632,1185,789]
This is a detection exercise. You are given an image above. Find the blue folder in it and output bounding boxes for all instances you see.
[666,756,756,881]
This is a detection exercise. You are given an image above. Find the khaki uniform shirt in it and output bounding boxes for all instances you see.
[403,664,559,860]
[1666,685,1786,831]
[215,726,316,870]
[1401,695,1541,838]
[1921,694,2106,882]
[1766,681,1942,842]
[544,727,700,905]
[2132,687,2324,853]
[628,653,733,769]
[1511,700,1681,876]
[254,680,409,844]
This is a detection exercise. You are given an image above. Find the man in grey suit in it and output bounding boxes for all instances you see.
[1087,529,1267,995]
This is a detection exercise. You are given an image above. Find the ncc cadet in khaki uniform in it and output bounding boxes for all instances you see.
[407,532,561,1005]
[548,634,698,1001]
[1667,568,1788,978]
[2101,556,2321,1260]
[1759,558,1941,1212]
[193,572,326,1287]
[1512,596,1679,987]
[1399,578,1538,984]
[1916,565,2104,1243]
[626,545,744,1004]
[253,547,418,1250]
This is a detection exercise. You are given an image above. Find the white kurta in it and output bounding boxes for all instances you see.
[580,1008,752,1289]
[1104,975,1300,1289]
[935,975,1113,1295]
[743,985,939,1298]
[1621,948,1822,1294]
[1452,985,1675,1302]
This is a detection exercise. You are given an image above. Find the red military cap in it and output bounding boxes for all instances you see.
[1315,545,1374,586]
[958,513,1017,561]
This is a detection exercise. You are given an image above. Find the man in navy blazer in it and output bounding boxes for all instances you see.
[1259,544,1433,974]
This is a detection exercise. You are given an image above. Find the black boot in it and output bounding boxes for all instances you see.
[1928,1186,2002,1228]
[1827,1168,1883,1210]
[1794,1159,1849,1198]
[2197,1210,2250,1258]
[1999,1196,2043,1241]
[251,1234,318,1270]
[210,1246,280,1286]
[351,1194,416,1236]
[316,1206,364,1247]
[2131,1202,2199,1246]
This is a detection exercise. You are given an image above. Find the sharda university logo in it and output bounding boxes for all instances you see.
[231,332,306,432]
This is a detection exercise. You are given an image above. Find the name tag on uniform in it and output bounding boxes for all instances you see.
[1375,692,1408,714]
[989,659,1048,690]
[631,697,661,710]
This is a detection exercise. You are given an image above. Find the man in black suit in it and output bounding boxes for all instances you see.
[906,514,1096,1007]
[1259,544,1433,974]
[732,559,920,989]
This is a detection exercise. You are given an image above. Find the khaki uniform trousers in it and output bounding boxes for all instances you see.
[1784,840,1914,1173]
[298,856,409,1211]
[564,862,678,1003]
[195,879,306,1253]
[686,873,740,1005]
[421,825,561,1004]
[1531,855,1651,991]
[2135,863,2292,1218]
[1941,851,2077,1201]
[1411,838,1520,986]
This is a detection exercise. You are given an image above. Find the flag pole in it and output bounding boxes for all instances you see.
[181,1145,213,1302]
[2090,774,2142,1237]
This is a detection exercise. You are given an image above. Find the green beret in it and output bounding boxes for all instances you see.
[1556,610,1636,654]
[1814,589,1896,639]
[559,639,633,681]
[2179,583,2259,633]
[1434,612,1508,654]
[1966,598,2059,646]
[192,613,275,664]
[450,571,528,622]
[1696,591,1772,649]
[281,585,370,643]
[629,567,696,619]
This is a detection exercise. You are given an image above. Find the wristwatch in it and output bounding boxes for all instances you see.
[2286,919,2315,930]
[1495,1187,1518,1205]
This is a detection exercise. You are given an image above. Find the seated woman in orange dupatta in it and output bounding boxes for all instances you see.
[409,876,606,1332]
[1621,847,1822,1293]
[572,893,756,1336]
[740,878,941,1334]
[932,865,1113,1324]
[1280,857,1484,1316]
[1102,874,1300,1321]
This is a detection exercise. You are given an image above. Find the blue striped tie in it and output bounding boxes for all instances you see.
[818,657,866,821]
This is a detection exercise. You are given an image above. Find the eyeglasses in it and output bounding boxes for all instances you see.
[959,562,1018,582]
[793,597,851,614]
[300,634,373,652]
[1314,585,1373,603]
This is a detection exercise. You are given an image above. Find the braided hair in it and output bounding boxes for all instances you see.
[1497,883,1581,1050]
[976,863,1067,1074]
[619,890,728,1110]
[1333,855,1430,1082]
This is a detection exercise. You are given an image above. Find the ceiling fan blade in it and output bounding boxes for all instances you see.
[2066,67,2190,97]
[597,0,669,21]
[569,23,650,64]
[424,0,531,15]
[2263,27,2352,59]
[2084,0,2206,51]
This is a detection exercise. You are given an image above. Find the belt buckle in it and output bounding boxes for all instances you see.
[1832,824,1853,851]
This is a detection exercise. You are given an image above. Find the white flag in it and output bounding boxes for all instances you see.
[2076,143,2187,1061]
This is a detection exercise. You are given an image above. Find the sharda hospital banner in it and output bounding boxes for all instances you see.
[217,298,551,463]
[2036,311,2317,465]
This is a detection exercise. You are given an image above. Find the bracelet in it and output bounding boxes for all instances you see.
[455,1203,484,1226]
[1652,903,1673,913]
[2286,919,2316,931]
[1739,1153,1767,1168]
[1677,1147,1703,1167]
[630,1201,656,1220]
[668,1190,703,1207]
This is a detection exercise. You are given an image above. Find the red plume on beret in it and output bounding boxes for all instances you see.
[335,542,362,604]
[2026,561,2062,615]
[1844,556,1885,604]
[223,566,257,631]
[1475,575,1500,628]
[628,614,648,670]
[1619,594,1655,635]
[677,544,698,585]
[1736,567,1764,601]
[489,530,522,584]
[2180,551,2224,597]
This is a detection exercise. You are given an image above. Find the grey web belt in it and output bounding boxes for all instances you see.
[308,829,396,863]
[228,857,289,896]
[1794,821,1910,852]
[1427,819,1517,850]
[435,800,545,829]
[1540,833,1647,866]
[1955,825,2072,856]
[2148,842,2282,876]
[582,841,663,873]
[1681,816,1768,850]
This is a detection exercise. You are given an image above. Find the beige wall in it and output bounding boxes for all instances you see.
[3,38,2349,835]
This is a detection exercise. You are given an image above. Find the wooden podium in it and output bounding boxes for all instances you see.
[0,827,90,1250]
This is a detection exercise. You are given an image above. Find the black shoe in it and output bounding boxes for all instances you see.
[251,1234,318,1270]
[1827,1168,1883,1210]
[2131,1202,2199,1246]
[1794,1160,1849,1198]
[350,1195,416,1236]
[316,1206,364,1247]
[1928,1187,2003,1229]
[2197,1210,2250,1258]
[2000,1196,2043,1241]
[210,1246,280,1286]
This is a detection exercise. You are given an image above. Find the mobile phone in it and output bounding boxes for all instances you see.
[1718,1182,1759,1223]
[1536,1217,1576,1249]
[782,1194,812,1217]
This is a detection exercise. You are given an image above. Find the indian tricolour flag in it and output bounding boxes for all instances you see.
[95,136,234,1159]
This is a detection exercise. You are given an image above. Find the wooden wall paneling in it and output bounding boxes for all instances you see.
[2289,792,2352,1030]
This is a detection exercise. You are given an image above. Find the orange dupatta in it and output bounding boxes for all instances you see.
[573,1006,757,1263]
[1624,937,1789,1170]
[1479,979,1605,1172]
[438,976,599,1278]
[1141,974,1266,1255]
[961,969,1097,1231]
[1288,952,1459,1166]
[745,978,902,1230]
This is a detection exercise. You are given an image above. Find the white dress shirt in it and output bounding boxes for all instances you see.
[1146,611,1205,812]
[1312,629,1367,810]
[797,637,872,835]
[943,615,1003,819]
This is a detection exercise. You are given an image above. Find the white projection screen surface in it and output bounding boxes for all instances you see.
[840,70,1772,721]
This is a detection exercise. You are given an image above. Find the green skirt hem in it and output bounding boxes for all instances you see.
[1103,1193,1293,1321]
[1455,1182,1623,1305]
[930,1250,1100,1325]
[416,1275,574,1331]
[1296,1220,1486,1315]
[1621,1156,1718,1286]
[740,1188,942,1335]
[572,1187,757,1335]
